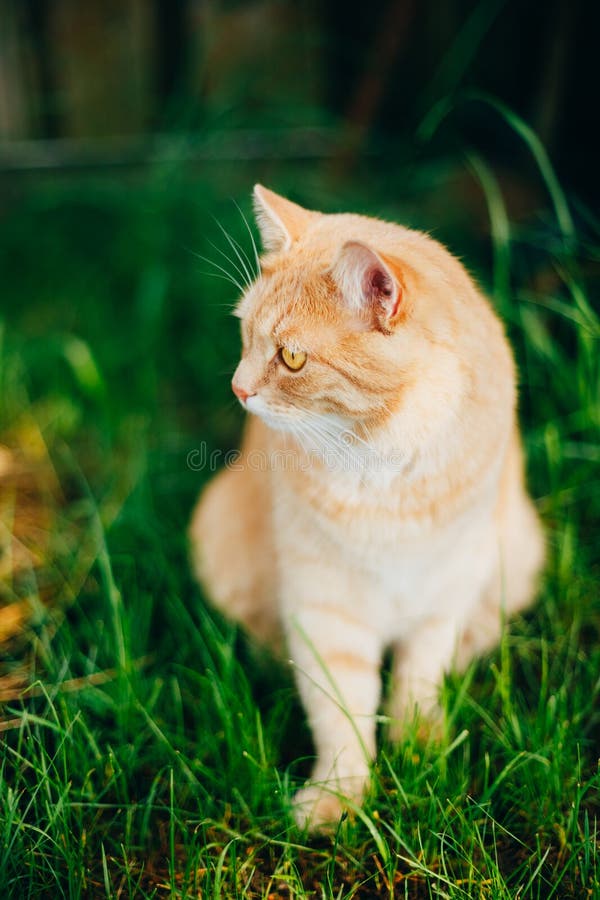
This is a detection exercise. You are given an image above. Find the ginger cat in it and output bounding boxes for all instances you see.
[189,185,544,829]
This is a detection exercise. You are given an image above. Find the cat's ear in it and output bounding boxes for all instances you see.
[331,240,404,332]
[253,184,314,252]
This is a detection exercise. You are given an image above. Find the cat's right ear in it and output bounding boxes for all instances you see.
[331,240,409,333]
[253,185,314,253]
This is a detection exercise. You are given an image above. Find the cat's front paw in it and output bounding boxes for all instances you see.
[292,784,345,831]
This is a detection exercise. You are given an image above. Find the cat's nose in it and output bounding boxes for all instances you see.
[231,379,255,404]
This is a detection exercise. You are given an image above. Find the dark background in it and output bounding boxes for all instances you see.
[1,0,598,206]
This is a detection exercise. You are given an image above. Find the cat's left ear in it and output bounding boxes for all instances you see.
[253,184,314,253]
[331,241,406,332]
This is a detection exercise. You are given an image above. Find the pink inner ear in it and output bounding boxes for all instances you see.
[364,264,401,319]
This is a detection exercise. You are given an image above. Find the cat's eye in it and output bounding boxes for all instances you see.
[280,347,307,371]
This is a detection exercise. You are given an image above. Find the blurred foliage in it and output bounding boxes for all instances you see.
[1,0,599,204]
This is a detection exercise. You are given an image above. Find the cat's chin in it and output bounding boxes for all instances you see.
[245,394,298,433]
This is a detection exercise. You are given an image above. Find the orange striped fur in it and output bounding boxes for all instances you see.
[189,186,544,829]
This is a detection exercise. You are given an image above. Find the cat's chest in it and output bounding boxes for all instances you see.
[272,464,498,623]
[273,462,490,547]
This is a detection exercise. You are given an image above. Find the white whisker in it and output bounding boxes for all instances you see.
[213,217,255,288]
[206,237,250,291]
[191,251,246,294]
[234,201,261,277]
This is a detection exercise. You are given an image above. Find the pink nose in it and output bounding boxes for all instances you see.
[231,380,254,403]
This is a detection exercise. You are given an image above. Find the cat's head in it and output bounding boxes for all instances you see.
[230,185,494,453]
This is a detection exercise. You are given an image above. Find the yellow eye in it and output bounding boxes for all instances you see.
[280,347,307,371]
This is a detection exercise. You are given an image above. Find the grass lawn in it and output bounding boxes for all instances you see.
[0,140,599,897]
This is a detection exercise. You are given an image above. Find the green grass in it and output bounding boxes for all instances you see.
[0,135,599,898]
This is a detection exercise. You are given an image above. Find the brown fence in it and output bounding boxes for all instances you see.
[0,0,593,203]
[0,0,322,142]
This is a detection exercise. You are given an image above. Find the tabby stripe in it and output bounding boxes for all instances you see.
[298,600,376,632]
[323,650,375,672]
[317,356,377,393]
